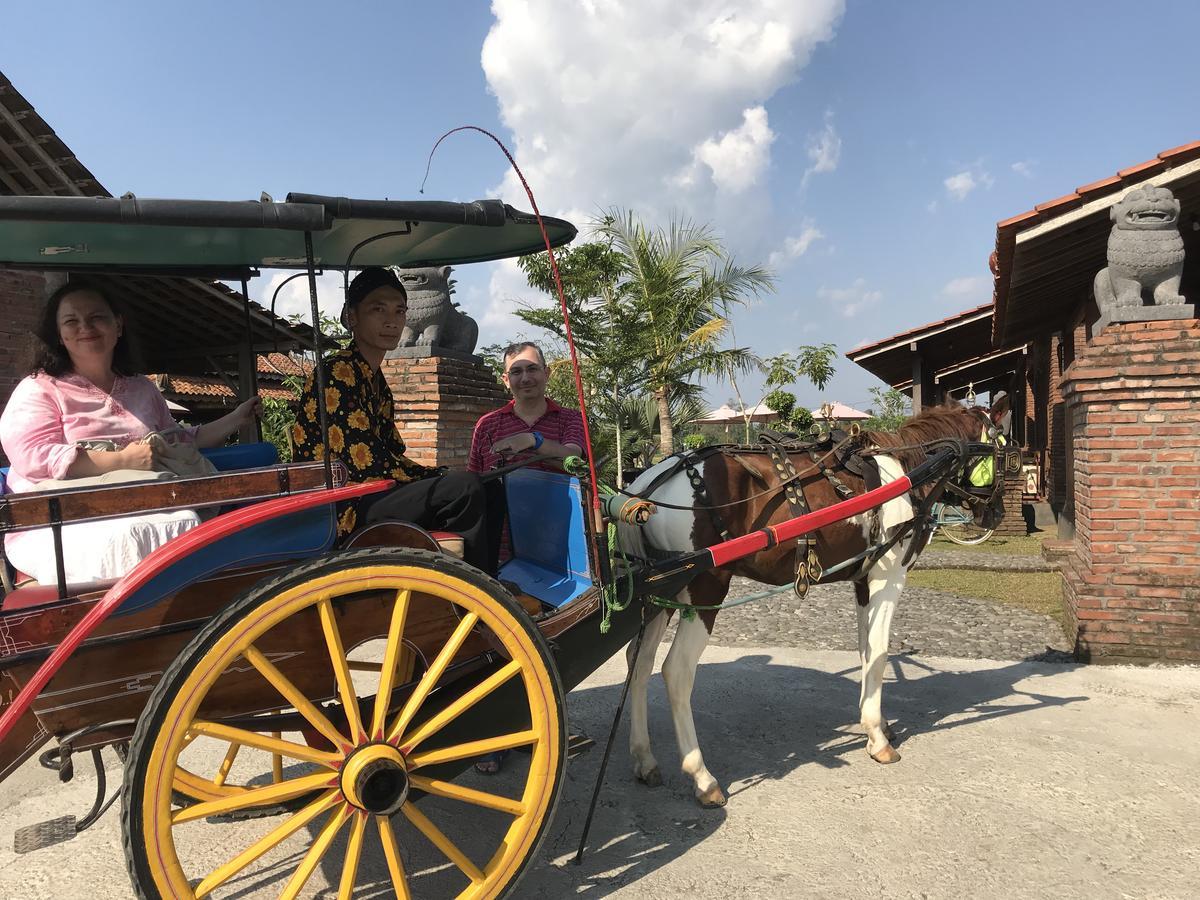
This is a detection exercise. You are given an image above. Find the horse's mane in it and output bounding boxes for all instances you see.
[863,402,986,472]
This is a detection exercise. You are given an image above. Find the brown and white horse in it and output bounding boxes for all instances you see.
[618,402,1006,807]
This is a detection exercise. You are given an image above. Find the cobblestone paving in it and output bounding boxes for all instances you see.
[679,576,1073,663]
[914,549,1056,571]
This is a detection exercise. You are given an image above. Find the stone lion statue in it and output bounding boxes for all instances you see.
[1094,185,1186,311]
[395,265,479,354]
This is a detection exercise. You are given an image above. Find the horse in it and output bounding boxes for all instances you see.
[617,401,1008,807]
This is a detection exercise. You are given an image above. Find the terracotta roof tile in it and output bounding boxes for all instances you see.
[1158,140,1200,163]
[991,137,1200,344]
[847,302,992,358]
[1033,193,1082,216]
[1117,158,1165,180]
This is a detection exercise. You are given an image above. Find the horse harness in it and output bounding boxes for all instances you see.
[631,429,884,599]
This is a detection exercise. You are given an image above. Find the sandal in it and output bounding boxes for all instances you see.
[474,750,509,775]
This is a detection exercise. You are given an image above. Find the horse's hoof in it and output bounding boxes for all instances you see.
[697,785,727,808]
[636,767,663,787]
[870,744,901,765]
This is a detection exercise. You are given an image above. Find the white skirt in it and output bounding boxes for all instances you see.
[5,510,201,586]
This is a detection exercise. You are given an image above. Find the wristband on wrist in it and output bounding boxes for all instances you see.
[531,431,544,450]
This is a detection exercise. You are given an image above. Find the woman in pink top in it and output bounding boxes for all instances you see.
[0,281,259,585]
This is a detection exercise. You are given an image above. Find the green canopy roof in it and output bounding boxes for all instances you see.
[0,193,576,277]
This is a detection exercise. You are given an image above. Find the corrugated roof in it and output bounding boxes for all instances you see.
[991,140,1200,344]
[0,73,106,197]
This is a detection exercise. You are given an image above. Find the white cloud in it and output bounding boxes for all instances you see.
[943,163,994,201]
[254,269,346,325]
[818,278,882,318]
[941,275,991,304]
[679,106,776,193]
[481,0,845,222]
[1011,159,1035,178]
[768,221,823,267]
[479,1,846,341]
[802,110,841,186]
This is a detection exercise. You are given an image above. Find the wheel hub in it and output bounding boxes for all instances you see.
[339,743,409,815]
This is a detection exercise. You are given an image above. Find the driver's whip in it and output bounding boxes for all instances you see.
[420,126,603,517]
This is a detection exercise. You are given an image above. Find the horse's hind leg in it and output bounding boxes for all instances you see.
[859,544,907,763]
[661,592,725,807]
[628,610,670,786]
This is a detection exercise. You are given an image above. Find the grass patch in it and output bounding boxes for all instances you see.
[907,568,1066,632]
[928,531,1048,557]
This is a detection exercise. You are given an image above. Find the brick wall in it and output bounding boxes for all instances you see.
[0,271,46,465]
[1059,318,1200,664]
[382,354,508,469]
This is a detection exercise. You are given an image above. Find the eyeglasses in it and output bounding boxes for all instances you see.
[505,365,544,378]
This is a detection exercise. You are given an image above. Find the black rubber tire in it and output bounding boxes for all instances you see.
[122,547,567,899]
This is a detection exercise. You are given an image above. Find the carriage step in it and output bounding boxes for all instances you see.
[13,816,77,854]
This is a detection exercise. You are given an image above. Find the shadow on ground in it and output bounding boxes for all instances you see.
[192,652,1092,897]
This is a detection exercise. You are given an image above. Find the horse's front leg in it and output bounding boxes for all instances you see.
[627,609,670,786]
[661,582,726,807]
[858,543,907,763]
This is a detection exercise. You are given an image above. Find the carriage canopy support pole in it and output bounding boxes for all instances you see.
[303,231,333,489]
[239,277,263,444]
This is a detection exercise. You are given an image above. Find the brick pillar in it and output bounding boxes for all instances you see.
[994,476,1027,536]
[0,271,47,466]
[1059,317,1200,664]
[381,349,508,469]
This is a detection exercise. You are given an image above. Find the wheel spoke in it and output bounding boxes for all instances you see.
[192,790,340,897]
[399,660,522,754]
[407,730,538,770]
[403,802,484,884]
[212,740,241,788]
[172,770,336,825]
[279,802,353,900]
[243,644,350,751]
[372,589,412,739]
[408,775,525,816]
[189,720,340,767]
[387,612,479,744]
[337,810,369,900]
[377,816,412,900]
[318,598,366,743]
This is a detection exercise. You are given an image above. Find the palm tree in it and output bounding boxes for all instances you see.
[598,210,774,455]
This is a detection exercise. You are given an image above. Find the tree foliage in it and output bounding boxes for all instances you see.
[864,386,911,432]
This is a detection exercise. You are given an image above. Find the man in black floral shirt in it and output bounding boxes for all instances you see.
[293,267,494,572]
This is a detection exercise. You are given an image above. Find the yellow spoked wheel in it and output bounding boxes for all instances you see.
[122,548,565,899]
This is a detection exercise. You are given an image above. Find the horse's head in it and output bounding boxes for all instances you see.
[868,400,1016,531]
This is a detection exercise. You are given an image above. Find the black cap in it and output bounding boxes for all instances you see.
[341,267,407,329]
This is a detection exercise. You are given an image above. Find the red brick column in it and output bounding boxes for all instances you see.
[994,476,1026,536]
[382,351,508,469]
[1059,319,1200,664]
[0,271,47,466]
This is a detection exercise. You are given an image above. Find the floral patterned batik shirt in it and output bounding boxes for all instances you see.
[293,343,435,535]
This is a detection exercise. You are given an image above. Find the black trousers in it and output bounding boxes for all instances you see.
[361,471,497,574]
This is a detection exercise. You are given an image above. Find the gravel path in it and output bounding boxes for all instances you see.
[687,575,1072,663]
[914,549,1056,571]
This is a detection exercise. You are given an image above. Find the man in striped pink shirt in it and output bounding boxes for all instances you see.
[468,342,585,474]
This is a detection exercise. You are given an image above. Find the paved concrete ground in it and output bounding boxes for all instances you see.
[1,646,1196,899]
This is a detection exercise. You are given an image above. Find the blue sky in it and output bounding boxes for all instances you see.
[3,1,1196,413]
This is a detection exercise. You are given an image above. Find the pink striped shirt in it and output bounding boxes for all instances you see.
[468,398,585,473]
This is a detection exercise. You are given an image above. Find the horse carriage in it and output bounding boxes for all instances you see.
[0,188,1010,898]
